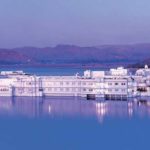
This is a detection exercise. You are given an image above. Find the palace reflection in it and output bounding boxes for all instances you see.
[0,97,150,123]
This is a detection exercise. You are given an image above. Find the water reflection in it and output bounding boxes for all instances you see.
[0,97,150,122]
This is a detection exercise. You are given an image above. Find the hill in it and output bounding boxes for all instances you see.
[1,43,150,67]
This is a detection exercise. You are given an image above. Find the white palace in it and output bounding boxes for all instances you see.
[0,65,150,100]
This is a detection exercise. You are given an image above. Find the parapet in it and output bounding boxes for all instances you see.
[110,67,128,76]
[1,71,25,76]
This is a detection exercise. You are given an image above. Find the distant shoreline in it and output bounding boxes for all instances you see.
[0,62,132,69]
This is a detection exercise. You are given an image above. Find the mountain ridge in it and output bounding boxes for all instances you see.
[1,43,150,67]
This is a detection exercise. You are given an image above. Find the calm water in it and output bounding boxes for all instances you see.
[0,66,86,76]
[0,97,150,150]
[0,66,108,76]
[0,67,150,150]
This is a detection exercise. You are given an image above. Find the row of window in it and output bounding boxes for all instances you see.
[45,87,79,92]
[17,88,33,93]
[18,81,127,87]
[108,82,126,86]
[44,81,94,86]
[16,87,94,93]
[0,88,9,92]
[44,87,94,92]
[17,82,37,86]
[108,89,126,92]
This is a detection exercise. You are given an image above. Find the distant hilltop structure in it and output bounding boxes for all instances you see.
[0,65,150,100]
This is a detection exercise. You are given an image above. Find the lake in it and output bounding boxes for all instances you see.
[0,66,86,76]
[0,67,150,150]
[0,66,108,76]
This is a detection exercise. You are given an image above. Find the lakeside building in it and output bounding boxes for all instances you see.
[0,65,150,100]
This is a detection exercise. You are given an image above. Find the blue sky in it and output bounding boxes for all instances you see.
[0,0,150,48]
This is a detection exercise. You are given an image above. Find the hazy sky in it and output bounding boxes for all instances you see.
[0,0,150,48]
